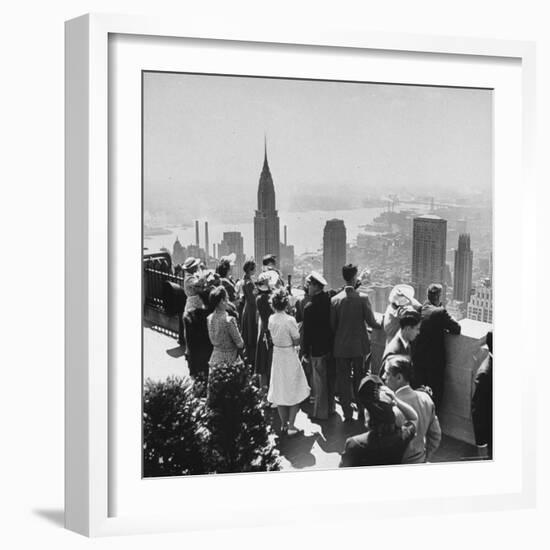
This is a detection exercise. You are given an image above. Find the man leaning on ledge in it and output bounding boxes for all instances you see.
[412,283,461,410]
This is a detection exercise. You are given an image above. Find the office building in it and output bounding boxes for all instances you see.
[412,215,447,302]
[323,219,347,289]
[467,278,493,324]
[453,233,473,304]
[218,231,245,275]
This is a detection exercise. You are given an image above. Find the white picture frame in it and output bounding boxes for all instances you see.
[65,13,537,537]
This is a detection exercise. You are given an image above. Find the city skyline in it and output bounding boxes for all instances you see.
[143,71,493,305]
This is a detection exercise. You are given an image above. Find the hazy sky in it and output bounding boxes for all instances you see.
[143,72,492,222]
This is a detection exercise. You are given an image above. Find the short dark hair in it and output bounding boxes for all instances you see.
[384,354,413,382]
[427,283,443,300]
[270,288,289,311]
[399,306,421,329]
[342,264,358,283]
[216,259,231,278]
[209,285,228,309]
[243,259,256,274]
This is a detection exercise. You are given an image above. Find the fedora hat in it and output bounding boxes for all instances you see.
[182,257,201,271]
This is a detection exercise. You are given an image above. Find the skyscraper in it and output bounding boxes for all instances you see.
[412,215,447,301]
[218,231,245,275]
[280,225,295,279]
[204,221,210,260]
[323,219,346,290]
[453,233,473,304]
[467,278,493,324]
[254,140,280,263]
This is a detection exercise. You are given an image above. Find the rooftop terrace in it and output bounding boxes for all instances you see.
[144,320,484,470]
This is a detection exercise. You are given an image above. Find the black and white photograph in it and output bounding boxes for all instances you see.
[142,71,494,477]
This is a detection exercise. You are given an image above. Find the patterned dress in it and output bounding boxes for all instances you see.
[207,310,244,367]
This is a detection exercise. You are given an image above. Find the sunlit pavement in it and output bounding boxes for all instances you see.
[144,327,480,471]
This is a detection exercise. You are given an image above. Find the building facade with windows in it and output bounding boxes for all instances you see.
[323,219,347,290]
[412,215,447,302]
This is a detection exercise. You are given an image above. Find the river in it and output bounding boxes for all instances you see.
[143,204,427,257]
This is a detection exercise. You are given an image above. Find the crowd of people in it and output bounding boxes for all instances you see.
[170,252,493,467]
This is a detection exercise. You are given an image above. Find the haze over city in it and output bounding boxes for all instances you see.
[143,72,492,227]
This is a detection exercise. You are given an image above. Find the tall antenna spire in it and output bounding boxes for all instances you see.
[264,133,268,165]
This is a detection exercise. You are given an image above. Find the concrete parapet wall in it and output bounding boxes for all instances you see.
[370,318,490,445]
[439,319,490,445]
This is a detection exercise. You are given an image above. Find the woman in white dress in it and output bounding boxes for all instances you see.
[267,289,310,436]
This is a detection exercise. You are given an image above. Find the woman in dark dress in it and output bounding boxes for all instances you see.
[240,259,258,370]
[254,272,273,392]
[183,308,212,378]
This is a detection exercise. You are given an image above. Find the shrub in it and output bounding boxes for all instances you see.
[205,361,280,473]
[143,376,208,477]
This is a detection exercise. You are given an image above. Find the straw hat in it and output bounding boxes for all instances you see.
[389,284,416,306]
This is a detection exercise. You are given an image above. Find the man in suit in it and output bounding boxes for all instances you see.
[382,354,441,463]
[472,331,493,459]
[382,306,422,363]
[412,283,461,410]
[302,271,334,420]
[331,264,382,422]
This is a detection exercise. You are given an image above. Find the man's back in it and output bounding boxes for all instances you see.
[396,386,441,463]
[414,302,461,361]
[331,287,377,358]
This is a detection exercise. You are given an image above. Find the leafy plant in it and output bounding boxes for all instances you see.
[205,361,280,473]
[143,376,208,477]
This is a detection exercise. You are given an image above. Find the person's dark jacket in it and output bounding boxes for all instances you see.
[471,353,493,453]
[339,422,416,467]
[302,291,332,357]
[183,308,213,377]
[412,301,461,372]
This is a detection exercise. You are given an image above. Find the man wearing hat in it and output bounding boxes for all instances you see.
[412,283,461,410]
[182,257,205,313]
[302,271,334,420]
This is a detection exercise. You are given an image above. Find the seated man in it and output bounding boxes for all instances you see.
[340,375,417,468]
[382,354,441,463]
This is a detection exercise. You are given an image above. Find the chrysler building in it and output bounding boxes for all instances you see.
[254,140,280,262]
